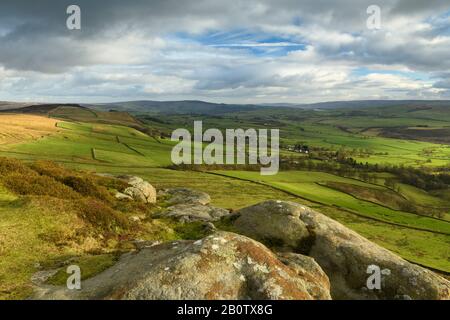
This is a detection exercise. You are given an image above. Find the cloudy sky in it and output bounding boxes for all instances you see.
[0,0,449,103]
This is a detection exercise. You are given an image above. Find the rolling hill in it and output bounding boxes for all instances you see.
[0,104,448,278]
[90,100,265,115]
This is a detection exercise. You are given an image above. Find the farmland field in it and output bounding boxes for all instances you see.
[0,116,174,167]
[0,115,58,145]
[212,171,450,233]
[0,104,449,286]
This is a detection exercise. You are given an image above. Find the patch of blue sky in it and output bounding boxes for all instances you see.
[439,9,450,18]
[425,9,450,35]
[352,67,431,81]
[172,29,306,57]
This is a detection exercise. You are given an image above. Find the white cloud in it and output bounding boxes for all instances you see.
[0,0,449,102]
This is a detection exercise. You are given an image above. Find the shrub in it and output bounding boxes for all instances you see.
[172,221,212,240]
[1,158,131,233]
[62,176,114,203]
[96,176,129,193]
[29,161,72,180]
[2,173,79,199]
[0,157,35,176]
[113,200,155,216]
[77,198,130,232]
[31,161,122,199]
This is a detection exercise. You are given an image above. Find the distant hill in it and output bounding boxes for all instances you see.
[89,100,265,115]
[0,101,34,111]
[260,100,450,110]
[0,103,86,115]
[88,99,450,114]
[1,100,449,116]
[0,103,144,129]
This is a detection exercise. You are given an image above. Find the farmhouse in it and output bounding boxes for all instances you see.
[287,144,309,154]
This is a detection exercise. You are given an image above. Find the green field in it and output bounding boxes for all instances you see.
[0,120,174,167]
[212,171,450,234]
[142,106,450,168]
[0,104,449,284]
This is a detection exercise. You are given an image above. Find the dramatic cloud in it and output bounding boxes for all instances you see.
[0,0,449,103]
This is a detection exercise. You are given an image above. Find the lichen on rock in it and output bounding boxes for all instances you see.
[32,232,331,300]
[232,200,450,300]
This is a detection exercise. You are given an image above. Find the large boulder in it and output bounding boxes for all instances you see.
[232,200,310,251]
[277,252,331,300]
[118,175,157,204]
[32,232,331,300]
[233,200,450,300]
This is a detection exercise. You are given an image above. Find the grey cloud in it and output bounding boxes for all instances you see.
[0,0,449,102]
[1,0,448,72]
[391,0,450,15]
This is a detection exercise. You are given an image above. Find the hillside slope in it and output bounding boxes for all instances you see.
[0,111,448,276]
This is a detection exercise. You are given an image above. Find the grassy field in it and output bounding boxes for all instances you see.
[49,106,141,128]
[0,117,174,167]
[0,107,449,299]
[213,170,450,233]
[0,115,58,145]
[0,185,94,299]
[319,206,450,272]
[273,121,450,167]
[398,183,450,209]
[142,107,450,168]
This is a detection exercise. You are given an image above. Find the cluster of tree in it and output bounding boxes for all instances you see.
[167,163,263,172]
[168,141,450,193]
[168,157,449,218]
[338,157,450,191]
[280,154,450,191]
[280,157,379,183]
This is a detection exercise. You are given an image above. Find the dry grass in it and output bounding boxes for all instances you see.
[0,114,57,145]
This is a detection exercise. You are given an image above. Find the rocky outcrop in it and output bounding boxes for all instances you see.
[277,252,331,300]
[155,188,229,222]
[33,232,331,300]
[31,189,449,300]
[156,203,229,222]
[161,188,211,206]
[231,200,310,251]
[232,200,450,300]
[115,192,133,201]
[117,175,156,204]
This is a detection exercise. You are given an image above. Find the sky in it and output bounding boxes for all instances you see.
[0,0,449,104]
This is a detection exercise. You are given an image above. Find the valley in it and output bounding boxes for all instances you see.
[0,101,449,299]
